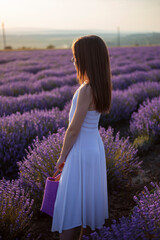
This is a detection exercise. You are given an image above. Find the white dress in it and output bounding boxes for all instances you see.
[51,82,109,233]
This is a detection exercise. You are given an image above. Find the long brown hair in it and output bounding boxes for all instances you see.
[71,35,112,114]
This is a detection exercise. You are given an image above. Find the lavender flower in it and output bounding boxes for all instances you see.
[82,181,160,239]
[0,178,34,240]
[99,126,142,188]
[130,96,160,139]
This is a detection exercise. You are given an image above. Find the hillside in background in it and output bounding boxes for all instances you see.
[0,30,160,50]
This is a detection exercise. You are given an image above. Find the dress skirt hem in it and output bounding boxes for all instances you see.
[51,217,109,233]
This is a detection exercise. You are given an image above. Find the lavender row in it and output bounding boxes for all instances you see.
[0,177,34,240]
[0,60,155,83]
[0,68,160,98]
[109,46,160,70]
[0,103,70,179]
[1,176,159,239]
[82,181,160,240]
[101,81,160,124]
[112,69,160,90]
[0,84,77,117]
[1,47,160,68]
[0,81,160,179]
[0,67,75,87]
[0,49,72,76]
[0,59,158,81]
[17,126,141,203]
[0,72,77,97]
[0,64,75,85]
[1,179,160,240]
[130,96,160,139]
[0,125,142,239]
[0,50,74,86]
[1,81,160,124]
[0,47,160,84]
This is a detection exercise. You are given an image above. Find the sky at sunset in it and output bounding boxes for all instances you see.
[0,0,160,33]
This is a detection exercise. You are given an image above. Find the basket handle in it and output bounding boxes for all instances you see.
[52,168,61,178]
[52,162,65,178]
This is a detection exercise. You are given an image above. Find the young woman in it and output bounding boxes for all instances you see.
[51,35,112,240]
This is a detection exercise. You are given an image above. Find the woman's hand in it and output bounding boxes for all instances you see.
[55,155,65,171]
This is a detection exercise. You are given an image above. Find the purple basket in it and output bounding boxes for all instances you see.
[40,173,61,217]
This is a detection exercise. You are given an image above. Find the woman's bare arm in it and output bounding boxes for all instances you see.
[60,84,92,159]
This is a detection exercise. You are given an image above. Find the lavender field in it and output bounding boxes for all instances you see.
[0,46,160,240]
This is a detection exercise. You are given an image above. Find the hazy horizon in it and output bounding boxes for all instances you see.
[4,27,160,35]
[1,31,160,50]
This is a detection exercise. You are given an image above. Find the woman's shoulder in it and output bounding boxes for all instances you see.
[79,83,96,111]
[80,82,92,97]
